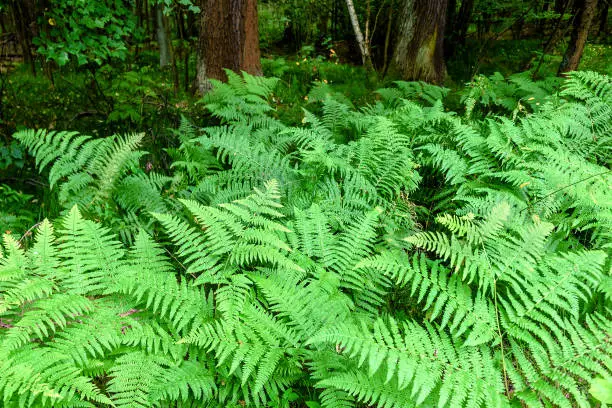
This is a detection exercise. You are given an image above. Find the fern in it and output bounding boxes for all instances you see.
[311,317,506,407]
[3,70,611,408]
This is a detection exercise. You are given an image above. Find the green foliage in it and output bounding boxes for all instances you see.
[0,141,25,170]
[13,128,174,243]
[460,71,562,118]
[34,0,137,66]
[0,185,38,237]
[2,70,611,407]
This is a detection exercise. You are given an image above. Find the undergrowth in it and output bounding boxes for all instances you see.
[0,69,611,407]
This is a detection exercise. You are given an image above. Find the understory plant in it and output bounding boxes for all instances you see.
[1,70,610,407]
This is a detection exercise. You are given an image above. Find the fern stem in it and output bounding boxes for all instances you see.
[523,168,611,213]
[493,277,510,397]
[17,221,42,244]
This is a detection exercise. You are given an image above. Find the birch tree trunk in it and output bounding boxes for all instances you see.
[344,0,374,70]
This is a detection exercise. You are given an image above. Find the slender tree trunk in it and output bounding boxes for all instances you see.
[344,0,374,70]
[134,0,143,56]
[156,5,171,68]
[382,2,394,76]
[531,0,574,75]
[445,0,473,57]
[176,11,191,93]
[443,0,456,57]
[332,0,338,38]
[391,0,448,83]
[558,0,598,75]
[0,13,7,34]
[196,0,262,94]
[455,0,474,46]
[596,0,608,36]
[166,14,179,94]
[10,0,35,75]
[145,0,152,44]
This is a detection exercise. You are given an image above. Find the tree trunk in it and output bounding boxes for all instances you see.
[530,0,574,75]
[558,0,598,74]
[344,0,374,70]
[445,0,473,58]
[455,0,474,46]
[596,0,608,36]
[176,12,191,93]
[196,0,262,94]
[145,0,152,44]
[9,0,36,75]
[382,2,394,76]
[156,5,171,68]
[391,0,448,83]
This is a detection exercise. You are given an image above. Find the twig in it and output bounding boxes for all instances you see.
[163,247,198,279]
[522,169,611,213]
[0,319,13,329]
[17,221,42,243]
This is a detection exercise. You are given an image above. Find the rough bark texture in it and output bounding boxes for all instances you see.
[196,0,262,94]
[391,0,448,84]
[558,0,598,75]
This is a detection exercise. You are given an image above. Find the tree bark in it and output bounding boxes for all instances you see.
[344,0,374,70]
[196,0,262,94]
[156,5,171,68]
[391,0,448,83]
[558,0,598,75]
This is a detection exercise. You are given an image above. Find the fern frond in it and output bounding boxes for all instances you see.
[310,317,505,407]
[356,252,496,345]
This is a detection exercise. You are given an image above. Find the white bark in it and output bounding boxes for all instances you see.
[344,0,373,69]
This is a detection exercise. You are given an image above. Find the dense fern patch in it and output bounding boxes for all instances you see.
[1,70,611,407]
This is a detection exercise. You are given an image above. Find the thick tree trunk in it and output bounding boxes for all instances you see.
[156,5,171,68]
[558,0,598,75]
[196,0,262,94]
[344,0,374,70]
[391,0,448,83]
